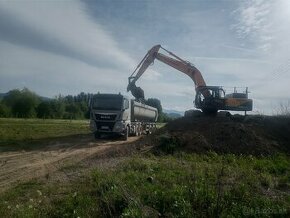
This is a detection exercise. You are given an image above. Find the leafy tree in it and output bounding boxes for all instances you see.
[145,98,168,122]
[0,89,112,120]
[146,98,162,114]
[50,99,65,119]
[3,88,40,118]
[0,102,10,117]
[37,101,52,118]
[2,89,22,108]
[65,103,82,119]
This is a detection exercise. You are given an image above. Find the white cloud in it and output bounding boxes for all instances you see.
[142,69,162,81]
[0,41,128,97]
[0,0,135,69]
[231,0,273,51]
[0,0,137,97]
[232,0,290,56]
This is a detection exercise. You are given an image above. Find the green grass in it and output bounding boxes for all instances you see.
[0,118,90,151]
[0,118,90,150]
[1,153,289,217]
[156,123,166,129]
[0,118,161,149]
[0,118,289,217]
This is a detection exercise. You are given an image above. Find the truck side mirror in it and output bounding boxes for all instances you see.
[123,99,129,110]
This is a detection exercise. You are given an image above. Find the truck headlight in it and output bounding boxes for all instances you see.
[114,122,124,131]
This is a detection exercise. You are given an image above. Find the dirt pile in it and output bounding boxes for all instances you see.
[152,114,290,155]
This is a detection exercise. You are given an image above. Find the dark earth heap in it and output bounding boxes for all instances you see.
[150,113,290,156]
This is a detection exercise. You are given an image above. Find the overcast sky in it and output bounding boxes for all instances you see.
[0,0,290,114]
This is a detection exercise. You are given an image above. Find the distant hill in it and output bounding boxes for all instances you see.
[166,112,182,119]
[163,109,184,116]
[163,109,184,119]
[0,92,50,101]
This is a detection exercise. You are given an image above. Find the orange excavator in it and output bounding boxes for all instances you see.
[127,45,253,114]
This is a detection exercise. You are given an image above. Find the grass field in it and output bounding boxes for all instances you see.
[0,119,164,144]
[0,118,289,217]
[0,118,90,150]
[0,153,289,217]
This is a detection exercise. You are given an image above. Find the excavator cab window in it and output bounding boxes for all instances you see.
[206,87,225,99]
[212,90,218,98]
[204,88,217,98]
[219,89,225,98]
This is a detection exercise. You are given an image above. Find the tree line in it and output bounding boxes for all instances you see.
[0,88,173,122]
[0,88,90,119]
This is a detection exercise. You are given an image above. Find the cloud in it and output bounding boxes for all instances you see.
[0,0,134,70]
[142,69,162,81]
[231,0,273,51]
[0,0,140,99]
[0,40,127,97]
[232,0,290,56]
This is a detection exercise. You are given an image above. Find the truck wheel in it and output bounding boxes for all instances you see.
[94,132,101,139]
[134,127,139,136]
[135,126,141,136]
[146,130,151,135]
[122,126,129,141]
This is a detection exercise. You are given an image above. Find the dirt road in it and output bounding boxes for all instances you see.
[0,135,140,192]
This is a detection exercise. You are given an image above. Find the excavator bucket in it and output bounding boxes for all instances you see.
[127,82,144,100]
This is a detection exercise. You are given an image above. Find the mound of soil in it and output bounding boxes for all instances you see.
[151,114,290,155]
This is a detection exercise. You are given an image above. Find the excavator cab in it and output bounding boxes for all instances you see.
[195,86,225,114]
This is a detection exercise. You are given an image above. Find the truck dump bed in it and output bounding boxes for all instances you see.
[131,100,158,122]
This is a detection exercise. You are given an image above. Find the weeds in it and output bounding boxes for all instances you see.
[154,132,183,154]
[1,154,289,217]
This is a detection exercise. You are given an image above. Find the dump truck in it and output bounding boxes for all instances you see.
[89,93,158,140]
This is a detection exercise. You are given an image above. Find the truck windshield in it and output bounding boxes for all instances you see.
[92,97,122,110]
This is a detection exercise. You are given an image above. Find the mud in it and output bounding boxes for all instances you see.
[0,135,142,192]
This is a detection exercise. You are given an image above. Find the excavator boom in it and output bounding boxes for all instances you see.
[128,45,161,85]
[128,45,207,100]
[155,53,206,87]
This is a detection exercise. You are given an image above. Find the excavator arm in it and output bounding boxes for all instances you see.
[127,45,207,100]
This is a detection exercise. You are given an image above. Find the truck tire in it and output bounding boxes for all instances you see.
[136,126,141,136]
[122,126,129,141]
[134,126,139,136]
[94,132,101,139]
[139,127,143,135]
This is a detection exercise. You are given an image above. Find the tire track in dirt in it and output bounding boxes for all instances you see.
[0,136,139,192]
